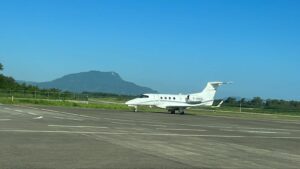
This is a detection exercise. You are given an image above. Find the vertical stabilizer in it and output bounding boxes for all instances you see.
[190,82,228,106]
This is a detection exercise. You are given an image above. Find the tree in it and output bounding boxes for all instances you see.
[225,97,238,106]
[240,98,246,104]
[251,97,263,107]
[0,63,3,71]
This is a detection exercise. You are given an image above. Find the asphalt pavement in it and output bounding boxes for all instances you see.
[1,103,300,169]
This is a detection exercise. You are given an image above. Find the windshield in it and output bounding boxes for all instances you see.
[139,94,149,98]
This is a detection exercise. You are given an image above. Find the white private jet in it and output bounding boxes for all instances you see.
[125,81,230,114]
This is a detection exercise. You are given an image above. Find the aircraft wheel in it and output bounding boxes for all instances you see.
[134,106,137,112]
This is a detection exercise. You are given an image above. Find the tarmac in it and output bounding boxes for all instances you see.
[1,103,300,169]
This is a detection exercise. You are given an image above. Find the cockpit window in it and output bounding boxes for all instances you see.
[139,95,149,98]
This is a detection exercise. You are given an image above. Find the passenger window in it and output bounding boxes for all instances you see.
[164,97,167,99]
[173,97,176,100]
[160,97,163,99]
[169,97,171,100]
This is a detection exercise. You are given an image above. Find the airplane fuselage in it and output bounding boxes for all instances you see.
[125,81,229,114]
[126,94,210,109]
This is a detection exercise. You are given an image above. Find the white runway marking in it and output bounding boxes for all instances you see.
[33,116,43,119]
[156,128,207,132]
[114,127,145,131]
[0,129,299,139]
[48,125,108,129]
[244,130,282,134]
[14,109,24,113]
[221,129,290,134]
[18,106,40,110]
[237,127,300,132]
[141,124,167,127]
[27,112,38,116]
[52,116,83,121]
[0,119,11,121]
[17,106,97,120]
[42,109,98,119]
[103,117,134,122]
[45,109,60,113]
[112,122,136,125]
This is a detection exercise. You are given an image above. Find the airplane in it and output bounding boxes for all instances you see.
[125,81,230,114]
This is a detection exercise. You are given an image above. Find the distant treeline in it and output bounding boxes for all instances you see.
[82,92,135,100]
[0,63,133,100]
[0,63,58,92]
[223,97,300,110]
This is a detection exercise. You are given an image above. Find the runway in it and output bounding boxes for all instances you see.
[1,104,300,169]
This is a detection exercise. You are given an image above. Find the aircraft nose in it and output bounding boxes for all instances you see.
[125,100,134,105]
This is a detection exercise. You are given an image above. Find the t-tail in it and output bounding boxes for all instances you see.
[189,82,231,106]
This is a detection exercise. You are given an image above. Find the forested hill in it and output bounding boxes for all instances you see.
[22,71,157,95]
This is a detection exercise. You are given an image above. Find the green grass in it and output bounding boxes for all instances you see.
[189,107,300,121]
[1,97,300,121]
[0,97,131,110]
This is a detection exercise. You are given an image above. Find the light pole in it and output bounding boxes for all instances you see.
[240,101,242,112]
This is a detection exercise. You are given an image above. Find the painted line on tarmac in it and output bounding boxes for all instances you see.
[222,126,300,132]
[33,116,43,120]
[0,119,11,121]
[141,124,167,127]
[27,112,38,116]
[0,108,21,115]
[52,116,81,121]
[162,123,300,132]
[0,129,300,139]
[14,109,24,113]
[221,129,290,134]
[48,125,108,129]
[52,116,83,121]
[13,105,40,110]
[41,109,98,119]
[114,127,145,131]
[244,130,287,134]
[156,128,207,132]
[103,117,135,122]
[111,122,136,126]
[17,105,98,120]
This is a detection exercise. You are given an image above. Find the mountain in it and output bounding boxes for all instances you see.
[19,71,157,95]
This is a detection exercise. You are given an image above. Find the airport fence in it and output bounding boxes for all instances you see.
[0,89,89,102]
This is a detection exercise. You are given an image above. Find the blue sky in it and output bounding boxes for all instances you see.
[0,0,300,100]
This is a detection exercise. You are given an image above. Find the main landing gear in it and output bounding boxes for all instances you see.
[170,110,175,114]
[132,106,137,112]
[168,109,185,115]
[179,108,185,115]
